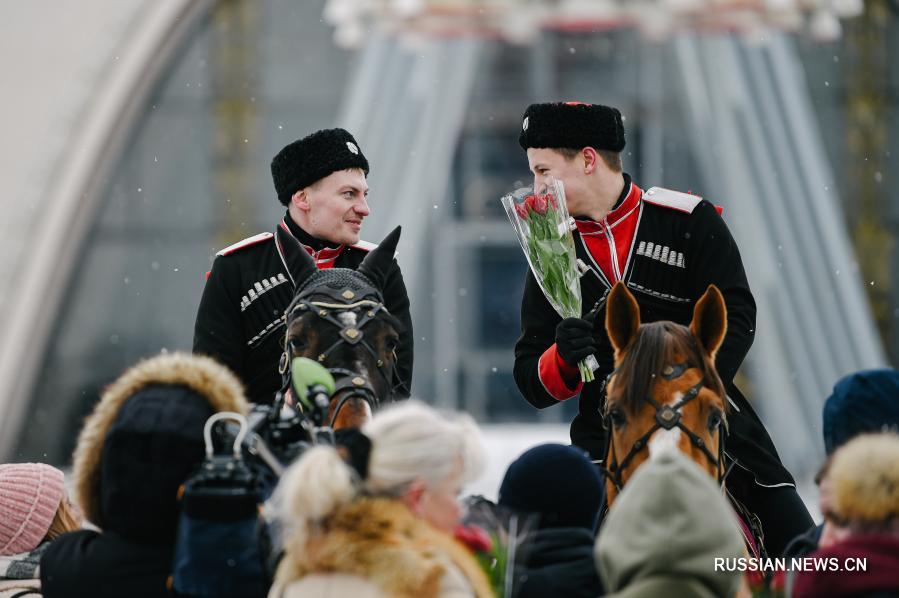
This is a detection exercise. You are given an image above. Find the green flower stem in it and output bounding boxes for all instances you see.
[579,361,594,383]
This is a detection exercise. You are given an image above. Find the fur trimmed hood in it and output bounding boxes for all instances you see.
[275,497,493,598]
[72,352,248,530]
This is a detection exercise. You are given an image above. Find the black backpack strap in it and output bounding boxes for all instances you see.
[11,590,43,598]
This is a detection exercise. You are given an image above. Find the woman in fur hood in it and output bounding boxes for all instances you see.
[40,352,249,598]
[269,401,493,598]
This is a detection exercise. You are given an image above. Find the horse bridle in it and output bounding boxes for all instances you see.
[280,283,399,428]
[599,362,728,492]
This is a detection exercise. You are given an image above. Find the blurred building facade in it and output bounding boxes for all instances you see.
[1,0,897,484]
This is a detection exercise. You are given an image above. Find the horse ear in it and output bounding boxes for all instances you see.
[357,226,401,289]
[279,227,317,283]
[605,281,640,356]
[690,285,728,358]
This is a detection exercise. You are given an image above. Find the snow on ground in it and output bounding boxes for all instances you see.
[466,424,820,518]
[464,424,570,501]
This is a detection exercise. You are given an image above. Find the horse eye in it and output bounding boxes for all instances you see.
[385,336,399,352]
[608,408,626,429]
[708,410,723,432]
[288,338,307,354]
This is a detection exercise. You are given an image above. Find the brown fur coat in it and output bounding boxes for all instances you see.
[274,497,494,598]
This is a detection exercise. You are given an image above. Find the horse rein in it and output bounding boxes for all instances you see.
[599,362,726,492]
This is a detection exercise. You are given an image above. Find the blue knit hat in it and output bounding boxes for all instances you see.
[498,443,603,530]
[823,369,899,455]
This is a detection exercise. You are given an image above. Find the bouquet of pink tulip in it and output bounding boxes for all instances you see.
[501,177,598,382]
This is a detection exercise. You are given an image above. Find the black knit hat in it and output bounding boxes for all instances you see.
[518,102,626,153]
[271,128,370,206]
[498,443,604,530]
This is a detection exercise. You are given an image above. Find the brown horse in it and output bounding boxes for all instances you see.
[279,226,405,430]
[601,281,729,506]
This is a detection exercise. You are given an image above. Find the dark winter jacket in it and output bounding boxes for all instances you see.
[194,214,413,405]
[515,527,603,598]
[513,177,792,487]
[41,530,174,598]
[783,523,823,560]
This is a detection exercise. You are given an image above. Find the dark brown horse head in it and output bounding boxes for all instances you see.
[602,281,729,505]
[281,226,404,430]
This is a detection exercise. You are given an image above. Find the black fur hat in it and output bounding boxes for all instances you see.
[518,102,626,153]
[271,128,370,206]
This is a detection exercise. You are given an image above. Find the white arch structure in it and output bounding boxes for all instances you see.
[0,0,211,459]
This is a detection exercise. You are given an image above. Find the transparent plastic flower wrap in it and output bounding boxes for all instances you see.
[456,496,538,598]
[501,177,598,382]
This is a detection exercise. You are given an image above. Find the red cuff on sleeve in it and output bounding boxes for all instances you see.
[537,344,584,401]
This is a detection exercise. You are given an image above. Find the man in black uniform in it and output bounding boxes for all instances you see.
[194,128,413,404]
[513,102,811,556]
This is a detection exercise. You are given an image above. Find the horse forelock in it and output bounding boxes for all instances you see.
[609,321,726,416]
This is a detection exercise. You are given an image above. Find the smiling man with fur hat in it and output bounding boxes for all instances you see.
[194,128,413,405]
[39,353,248,598]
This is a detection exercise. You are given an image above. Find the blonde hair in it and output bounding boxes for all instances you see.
[44,496,83,541]
[364,401,484,496]
[272,401,484,576]
[830,432,899,532]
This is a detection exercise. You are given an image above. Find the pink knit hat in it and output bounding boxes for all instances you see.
[0,463,66,555]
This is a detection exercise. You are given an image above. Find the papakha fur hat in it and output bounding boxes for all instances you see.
[271,128,370,206]
[519,102,626,153]
[829,432,899,525]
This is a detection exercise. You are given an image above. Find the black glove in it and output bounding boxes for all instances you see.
[555,317,597,366]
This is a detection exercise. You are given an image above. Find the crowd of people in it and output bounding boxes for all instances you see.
[2,354,899,596]
[3,102,899,597]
